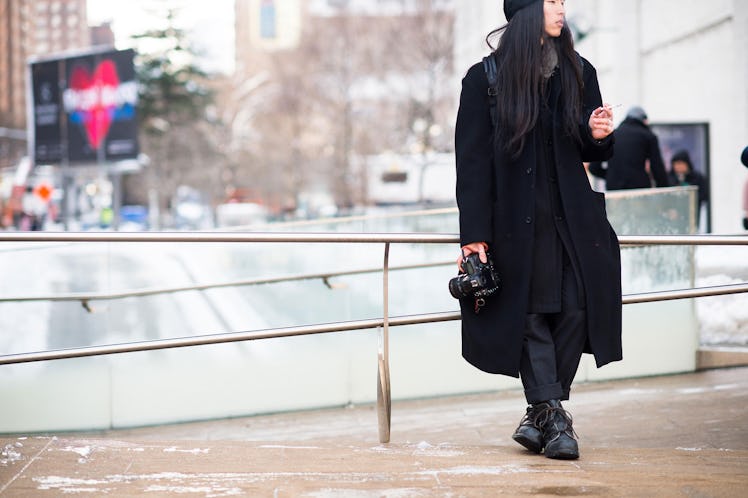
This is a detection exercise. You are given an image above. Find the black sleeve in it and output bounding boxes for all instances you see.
[696,172,709,205]
[578,57,614,162]
[455,64,495,247]
[648,134,670,187]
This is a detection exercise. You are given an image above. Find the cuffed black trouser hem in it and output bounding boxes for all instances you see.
[519,262,586,405]
[523,383,565,405]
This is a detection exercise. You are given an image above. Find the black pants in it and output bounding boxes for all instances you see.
[519,262,587,405]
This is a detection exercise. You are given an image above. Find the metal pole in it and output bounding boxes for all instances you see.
[377,242,392,443]
[0,311,462,366]
[621,282,748,304]
[59,59,71,231]
[0,232,461,243]
[0,260,456,304]
[0,232,747,246]
[2,282,747,366]
[618,235,748,246]
[112,169,121,231]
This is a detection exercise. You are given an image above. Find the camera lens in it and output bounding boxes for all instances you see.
[449,275,473,299]
[448,277,463,299]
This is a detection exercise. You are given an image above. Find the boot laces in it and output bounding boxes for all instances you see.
[535,404,577,439]
[518,406,538,428]
[518,404,548,429]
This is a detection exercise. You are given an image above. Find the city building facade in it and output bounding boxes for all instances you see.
[0,0,89,170]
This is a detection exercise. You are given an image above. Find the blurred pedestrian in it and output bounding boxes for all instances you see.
[588,106,669,189]
[742,146,748,230]
[21,185,46,231]
[454,0,621,460]
[743,179,748,230]
[668,150,709,206]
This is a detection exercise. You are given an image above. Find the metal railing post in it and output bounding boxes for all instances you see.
[377,242,392,443]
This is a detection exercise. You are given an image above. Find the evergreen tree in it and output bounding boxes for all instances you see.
[134,9,212,134]
[126,7,224,227]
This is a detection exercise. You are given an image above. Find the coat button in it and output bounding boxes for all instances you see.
[556,215,564,221]
[525,216,532,224]
[547,139,553,147]
[526,168,532,174]
[550,176,557,183]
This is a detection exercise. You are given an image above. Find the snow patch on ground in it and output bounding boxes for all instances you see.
[0,442,24,466]
[304,489,428,498]
[695,247,748,346]
[163,446,210,455]
[416,464,537,475]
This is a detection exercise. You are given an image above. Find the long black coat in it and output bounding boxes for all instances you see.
[455,55,622,376]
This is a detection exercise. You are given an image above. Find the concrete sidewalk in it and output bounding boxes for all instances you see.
[2,367,747,496]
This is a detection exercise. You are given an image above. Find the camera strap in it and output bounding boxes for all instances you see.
[474,297,486,314]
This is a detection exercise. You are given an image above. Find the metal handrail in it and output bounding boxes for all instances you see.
[0,260,454,304]
[1,233,745,306]
[0,311,459,366]
[1,231,747,443]
[2,259,747,308]
[0,231,458,243]
[622,282,748,304]
[0,283,748,365]
[1,281,746,367]
[618,235,748,246]
[1,232,747,245]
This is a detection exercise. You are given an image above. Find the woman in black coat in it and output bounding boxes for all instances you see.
[455,0,622,460]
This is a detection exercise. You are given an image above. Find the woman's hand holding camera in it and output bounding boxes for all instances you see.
[458,242,489,272]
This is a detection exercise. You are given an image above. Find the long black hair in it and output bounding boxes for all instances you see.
[486,1,583,159]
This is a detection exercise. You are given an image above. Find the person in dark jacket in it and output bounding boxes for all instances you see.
[743,177,748,231]
[588,106,669,189]
[454,0,621,460]
[742,146,748,230]
[667,150,709,208]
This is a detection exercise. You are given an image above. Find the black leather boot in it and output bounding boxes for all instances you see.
[536,399,579,460]
[511,404,544,454]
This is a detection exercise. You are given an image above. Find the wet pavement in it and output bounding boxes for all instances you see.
[1,366,747,497]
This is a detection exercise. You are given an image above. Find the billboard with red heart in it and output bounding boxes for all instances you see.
[30,48,139,165]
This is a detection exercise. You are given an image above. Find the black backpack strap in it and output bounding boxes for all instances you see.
[481,53,584,127]
[482,54,498,128]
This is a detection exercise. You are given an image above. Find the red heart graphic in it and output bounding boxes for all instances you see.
[69,60,120,150]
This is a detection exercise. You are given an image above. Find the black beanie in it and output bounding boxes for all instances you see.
[504,0,541,21]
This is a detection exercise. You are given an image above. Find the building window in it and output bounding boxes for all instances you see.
[382,171,407,183]
[260,0,276,39]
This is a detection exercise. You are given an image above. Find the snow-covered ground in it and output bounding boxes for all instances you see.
[694,245,748,346]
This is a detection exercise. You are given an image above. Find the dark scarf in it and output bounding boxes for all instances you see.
[541,41,559,80]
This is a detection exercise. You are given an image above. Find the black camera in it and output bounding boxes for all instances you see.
[449,252,501,300]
